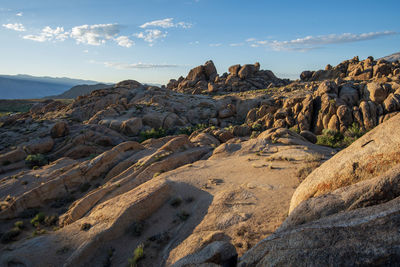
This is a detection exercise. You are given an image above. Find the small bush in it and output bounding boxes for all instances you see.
[25,154,47,168]
[289,125,300,134]
[32,229,46,237]
[316,124,366,148]
[31,212,45,227]
[178,123,208,135]
[140,128,167,141]
[251,123,263,132]
[316,129,344,148]
[128,244,144,267]
[14,221,24,229]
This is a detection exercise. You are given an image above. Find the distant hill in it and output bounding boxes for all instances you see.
[45,83,112,99]
[381,52,400,62]
[0,74,103,99]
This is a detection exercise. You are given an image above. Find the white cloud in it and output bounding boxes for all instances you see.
[23,26,68,42]
[114,35,134,48]
[134,29,167,46]
[83,49,89,53]
[2,23,25,32]
[248,31,398,51]
[16,12,23,17]
[140,18,192,29]
[70,24,120,45]
[104,61,178,69]
[189,41,199,45]
[209,43,222,47]
[229,43,244,47]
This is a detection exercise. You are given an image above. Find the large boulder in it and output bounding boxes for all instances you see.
[172,241,237,267]
[23,137,54,154]
[204,60,218,81]
[365,82,388,103]
[239,195,400,267]
[289,113,400,214]
[50,121,69,138]
[120,117,142,136]
[187,65,206,81]
[238,64,257,80]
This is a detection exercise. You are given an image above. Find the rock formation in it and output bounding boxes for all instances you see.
[1,55,400,266]
[167,60,290,94]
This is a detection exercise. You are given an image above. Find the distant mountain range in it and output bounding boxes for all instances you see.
[0,74,107,99]
[45,83,112,99]
[381,52,400,62]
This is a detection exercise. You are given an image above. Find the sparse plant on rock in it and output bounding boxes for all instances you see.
[128,243,144,267]
[25,154,47,168]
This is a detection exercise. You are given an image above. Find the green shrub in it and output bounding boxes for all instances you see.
[316,124,366,148]
[251,123,263,132]
[14,221,24,229]
[31,212,45,227]
[178,123,208,135]
[316,129,345,148]
[128,244,144,267]
[32,229,46,237]
[289,125,300,134]
[25,154,47,168]
[139,128,167,141]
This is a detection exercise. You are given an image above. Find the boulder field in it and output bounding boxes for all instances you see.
[0,56,400,266]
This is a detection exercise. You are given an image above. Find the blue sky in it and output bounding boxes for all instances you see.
[1,0,399,84]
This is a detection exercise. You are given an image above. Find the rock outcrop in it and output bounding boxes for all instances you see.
[167,60,290,94]
[300,56,400,82]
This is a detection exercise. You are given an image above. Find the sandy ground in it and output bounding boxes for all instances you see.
[93,138,333,266]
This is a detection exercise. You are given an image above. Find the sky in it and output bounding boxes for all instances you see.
[0,0,399,84]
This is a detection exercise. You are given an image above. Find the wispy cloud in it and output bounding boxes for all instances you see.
[189,41,199,45]
[70,24,120,45]
[229,43,244,47]
[209,43,222,47]
[104,61,179,69]
[248,31,398,51]
[2,23,25,32]
[23,26,68,42]
[134,29,167,46]
[114,35,134,48]
[16,12,23,17]
[139,18,192,29]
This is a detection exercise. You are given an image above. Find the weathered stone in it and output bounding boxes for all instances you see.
[365,82,388,103]
[238,64,256,80]
[50,121,69,138]
[173,241,237,267]
[120,117,142,136]
[300,130,317,144]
